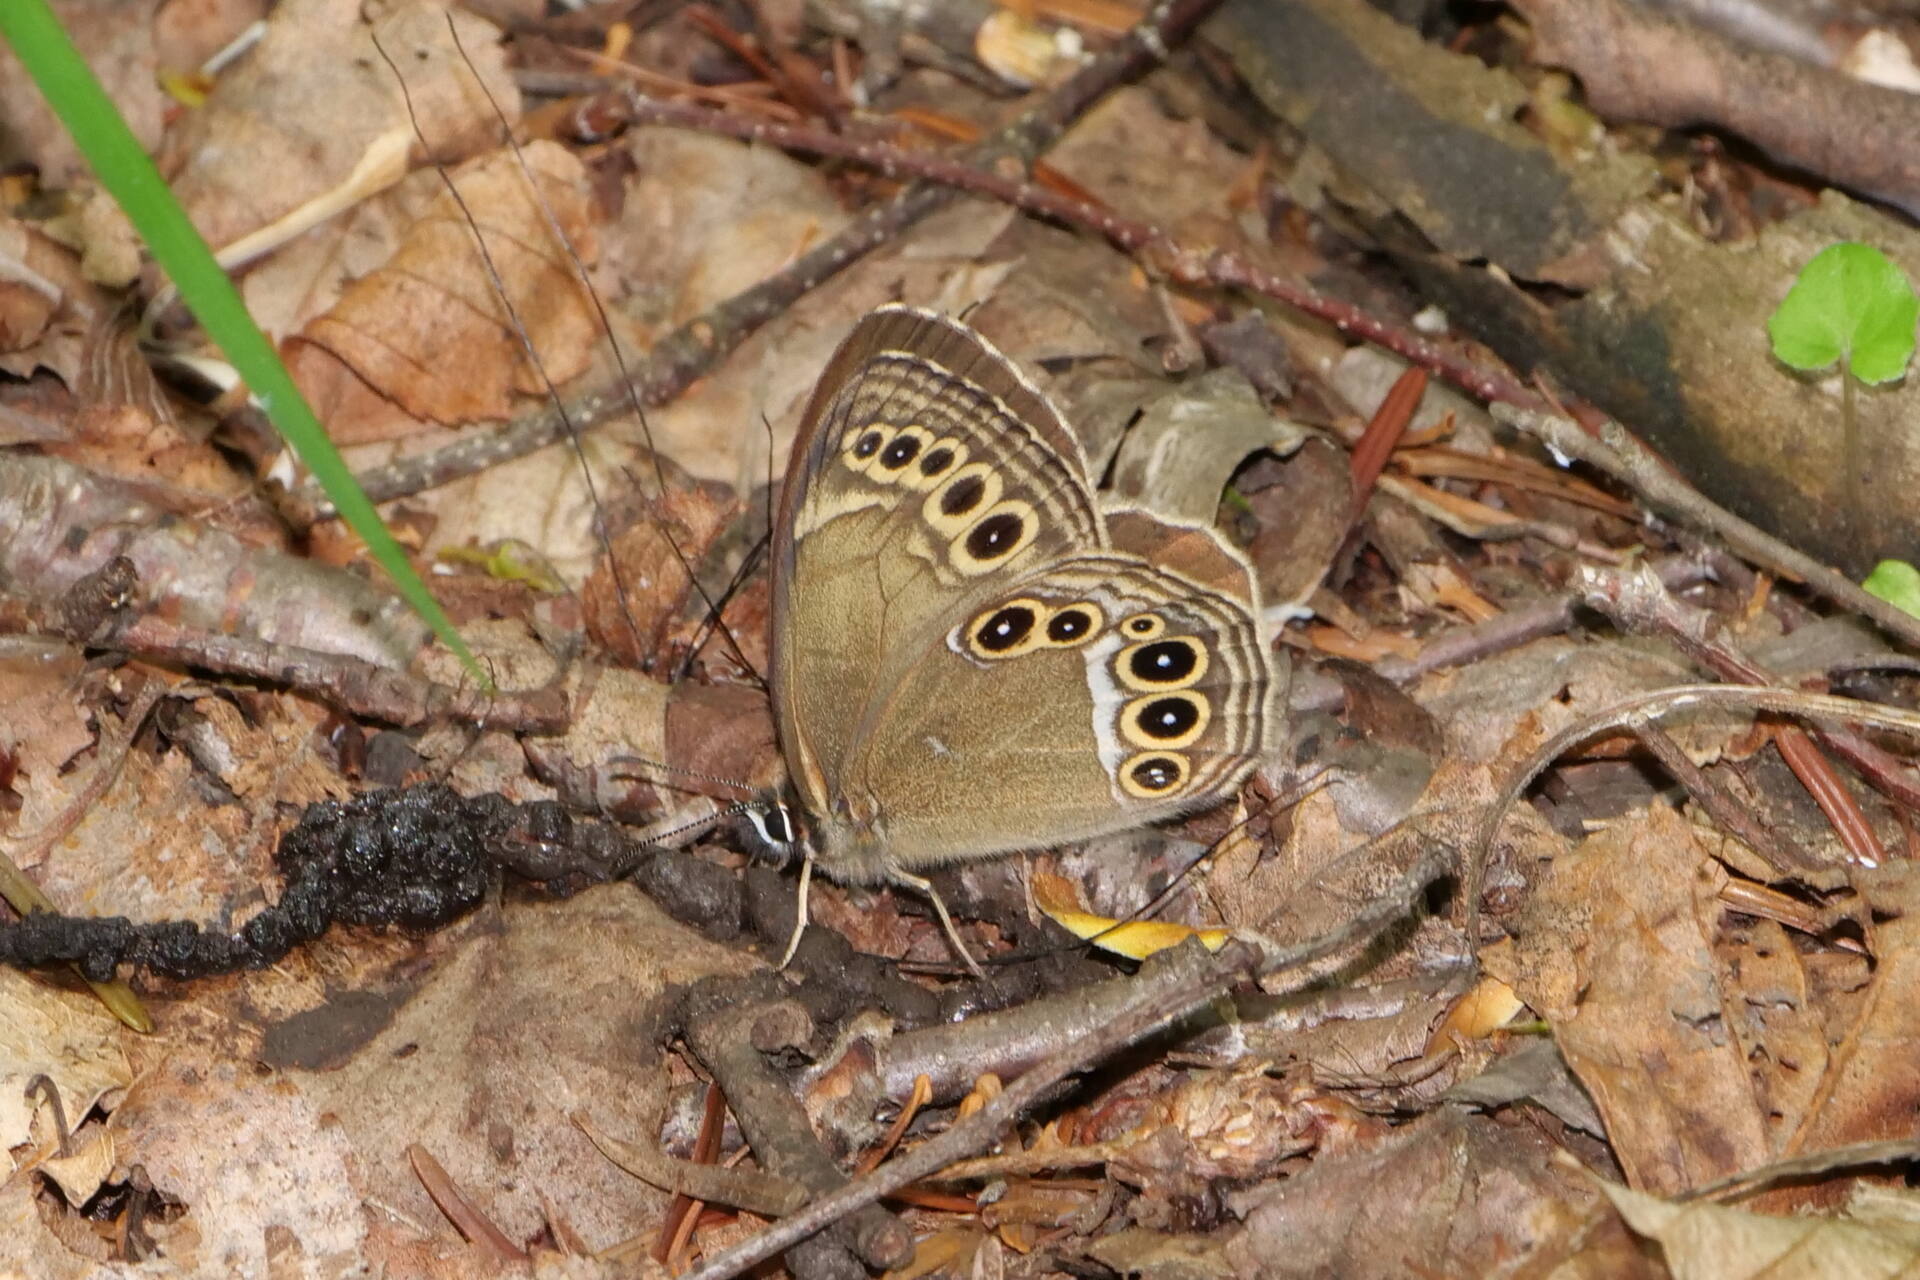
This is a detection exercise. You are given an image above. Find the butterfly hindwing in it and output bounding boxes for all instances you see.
[771,307,1105,819]
[837,528,1273,870]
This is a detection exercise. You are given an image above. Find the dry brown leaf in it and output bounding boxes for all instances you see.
[0,648,100,840]
[1222,1108,1605,1279]
[1782,878,1920,1184]
[1481,804,1772,1193]
[0,1175,104,1278]
[283,140,598,443]
[34,1127,116,1207]
[1087,1228,1233,1280]
[0,967,132,1159]
[161,0,516,254]
[0,0,166,188]
[107,890,754,1272]
[1602,1181,1920,1280]
[582,481,740,670]
[0,217,235,495]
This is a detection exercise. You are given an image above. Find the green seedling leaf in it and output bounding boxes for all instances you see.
[1768,242,1918,384]
[0,0,487,687]
[1864,560,1920,619]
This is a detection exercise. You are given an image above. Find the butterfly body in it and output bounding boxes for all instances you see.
[767,306,1277,888]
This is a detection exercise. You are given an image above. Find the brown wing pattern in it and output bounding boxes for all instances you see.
[769,306,1273,883]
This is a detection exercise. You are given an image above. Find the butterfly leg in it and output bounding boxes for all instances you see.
[777,852,815,969]
[889,869,986,979]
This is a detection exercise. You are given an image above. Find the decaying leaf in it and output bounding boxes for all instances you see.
[1602,1180,1920,1280]
[282,141,598,442]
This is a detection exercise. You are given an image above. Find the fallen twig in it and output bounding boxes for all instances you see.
[1467,678,1920,939]
[1492,405,1920,653]
[677,974,913,1278]
[1514,0,1920,219]
[1579,561,1895,867]
[1367,552,1714,687]
[680,851,1448,1280]
[1,454,425,667]
[294,0,1230,516]
[100,614,568,733]
[574,91,1554,415]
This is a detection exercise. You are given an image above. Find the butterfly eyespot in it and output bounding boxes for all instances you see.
[1118,637,1208,690]
[966,511,1023,558]
[877,428,929,472]
[1123,613,1166,640]
[1121,692,1210,750]
[843,426,890,476]
[918,444,957,477]
[940,473,987,516]
[1044,604,1102,646]
[952,501,1038,574]
[964,598,1045,658]
[1121,752,1189,798]
[923,463,1002,536]
[900,438,966,493]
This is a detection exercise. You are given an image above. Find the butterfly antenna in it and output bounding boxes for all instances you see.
[672,530,771,685]
[604,753,759,799]
[665,410,784,686]
[760,408,778,538]
[371,29,648,663]
[638,800,751,850]
[443,17,763,683]
[663,408,785,684]
[777,851,815,969]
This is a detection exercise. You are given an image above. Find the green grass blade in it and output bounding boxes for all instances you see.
[0,0,487,686]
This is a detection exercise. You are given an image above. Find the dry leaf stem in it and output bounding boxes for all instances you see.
[1580,561,1915,867]
[1467,679,1920,940]
[1491,405,1920,654]
[102,615,567,731]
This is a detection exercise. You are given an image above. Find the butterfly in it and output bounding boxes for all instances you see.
[743,305,1278,966]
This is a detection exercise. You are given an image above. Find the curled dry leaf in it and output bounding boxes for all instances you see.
[0,967,133,1194]
[1480,804,1770,1194]
[1602,1181,1920,1280]
[1032,870,1229,959]
[1475,803,1920,1206]
[282,140,599,443]
[1224,1108,1604,1278]
[582,480,741,671]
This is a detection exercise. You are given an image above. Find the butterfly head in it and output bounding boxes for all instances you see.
[738,791,807,864]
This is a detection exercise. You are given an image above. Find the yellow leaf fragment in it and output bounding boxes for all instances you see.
[1032,872,1229,960]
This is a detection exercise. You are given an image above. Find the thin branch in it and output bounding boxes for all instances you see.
[679,850,1447,1280]
[1579,561,1892,867]
[1466,680,1920,939]
[573,91,1554,414]
[1492,405,1920,653]
[291,0,1230,516]
[101,615,568,732]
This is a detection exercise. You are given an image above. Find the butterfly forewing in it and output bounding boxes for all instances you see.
[771,308,1104,822]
